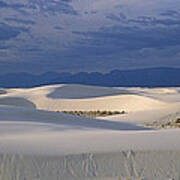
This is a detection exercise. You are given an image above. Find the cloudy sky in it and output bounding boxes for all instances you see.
[0,0,180,74]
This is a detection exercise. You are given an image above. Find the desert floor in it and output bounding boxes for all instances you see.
[0,84,180,180]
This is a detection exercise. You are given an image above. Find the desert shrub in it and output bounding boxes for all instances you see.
[59,110,126,118]
[175,118,180,124]
[142,117,180,129]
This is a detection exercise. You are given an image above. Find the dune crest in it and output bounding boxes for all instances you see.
[0,84,169,112]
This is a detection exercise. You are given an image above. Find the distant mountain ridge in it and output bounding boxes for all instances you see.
[1,67,180,88]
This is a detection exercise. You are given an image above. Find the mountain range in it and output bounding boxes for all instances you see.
[1,67,180,88]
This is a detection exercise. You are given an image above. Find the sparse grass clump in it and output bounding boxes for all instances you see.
[56,110,126,118]
[142,117,180,129]
[175,118,180,124]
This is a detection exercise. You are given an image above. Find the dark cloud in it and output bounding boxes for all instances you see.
[27,0,78,15]
[54,26,64,30]
[0,0,77,16]
[0,23,29,41]
[4,18,35,25]
[129,16,180,26]
[0,44,9,50]
[0,1,30,16]
[0,1,8,7]
[1,0,180,74]
[160,10,180,17]
[0,1,25,9]
[105,10,180,27]
[72,24,180,52]
[20,48,43,52]
[106,13,127,22]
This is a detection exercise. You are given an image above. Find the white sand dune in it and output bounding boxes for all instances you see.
[32,94,169,112]
[0,105,180,179]
[0,84,170,112]
[117,87,180,102]
[1,151,180,180]
[0,84,180,179]
[1,110,180,155]
[119,87,178,94]
[47,84,132,99]
[0,97,36,108]
[0,104,180,155]
[0,105,148,131]
[102,103,180,125]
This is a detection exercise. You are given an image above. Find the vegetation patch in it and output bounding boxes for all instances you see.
[142,118,180,129]
[57,110,126,118]
[0,89,6,95]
